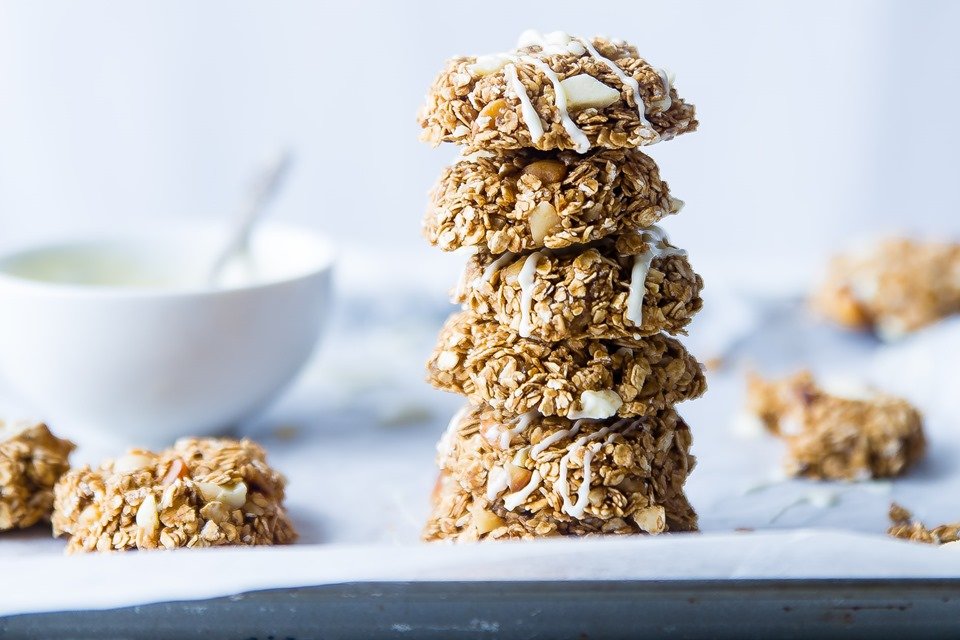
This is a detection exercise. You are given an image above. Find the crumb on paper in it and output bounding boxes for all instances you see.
[745,370,925,481]
[52,437,297,553]
[888,502,960,545]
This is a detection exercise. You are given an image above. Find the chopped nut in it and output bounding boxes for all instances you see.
[527,202,561,245]
[113,453,154,474]
[196,481,248,509]
[435,350,460,371]
[135,494,159,537]
[479,99,508,120]
[472,508,505,535]
[522,159,568,184]
[633,506,666,534]
[505,462,533,493]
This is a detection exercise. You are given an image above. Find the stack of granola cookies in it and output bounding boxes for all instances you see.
[418,31,706,541]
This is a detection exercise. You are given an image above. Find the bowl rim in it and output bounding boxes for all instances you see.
[0,220,336,300]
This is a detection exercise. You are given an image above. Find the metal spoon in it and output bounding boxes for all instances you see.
[207,149,294,287]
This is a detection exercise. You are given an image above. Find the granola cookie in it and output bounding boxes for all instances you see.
[418,31,697,151]
[746,371,925,480]
[814,238,960,340]
[426,146,682,254]
[423,405,697,541]
[455,229,703,342]
[52,437,296,553]
[0,421,74,531]
[428,312,706,419]
[888,503,960,545]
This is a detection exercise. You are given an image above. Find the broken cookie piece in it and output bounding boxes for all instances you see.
[888,503,960,545]
[0,421,75,531]
[52,437,296,553]
[745,371,925,480]
[814,237,960,340]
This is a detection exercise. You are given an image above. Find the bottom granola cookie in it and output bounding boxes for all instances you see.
[0,421,75,531]
[746,371,925,480]
[423,405,697,541]
[52,437,296,553]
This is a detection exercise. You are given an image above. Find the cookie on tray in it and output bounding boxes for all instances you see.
[455,229,703,342]
[745,371,925,480]
[426,146,683,254]
[52,437,296,553]
[814,237,960,340]
[418,30,697,152]
[427,311,706,420]
[423,405,697,541]
[0,421,75,531]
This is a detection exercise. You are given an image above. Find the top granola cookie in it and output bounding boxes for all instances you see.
[418,31,697,151]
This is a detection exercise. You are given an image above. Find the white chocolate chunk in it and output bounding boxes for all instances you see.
[568,390,623,420]
[560,74,621,111]
[468,54,510,77]
[196,481,248,509]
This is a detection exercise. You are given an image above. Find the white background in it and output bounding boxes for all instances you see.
[1,0,958,289]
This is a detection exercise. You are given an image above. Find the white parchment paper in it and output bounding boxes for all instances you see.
[2,261,959,616]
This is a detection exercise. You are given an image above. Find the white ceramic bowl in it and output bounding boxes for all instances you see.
[0,221,334,446]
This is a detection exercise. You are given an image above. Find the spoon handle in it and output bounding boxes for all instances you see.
[208,150,294,285]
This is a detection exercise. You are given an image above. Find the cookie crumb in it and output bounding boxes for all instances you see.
[887,503,960,545]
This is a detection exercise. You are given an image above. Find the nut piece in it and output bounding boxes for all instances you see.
[527,202,561,245]
[479,98,509,120]
[472,508,506,535]
[505,462,533,493]
[113,453,154,474]
[135,494,159,538]
[633,505,666,534]
[560,74,621,111]
[196,481,248,509]
[435,350,460,371]
[467,54,510,77]
[522,159,568,184]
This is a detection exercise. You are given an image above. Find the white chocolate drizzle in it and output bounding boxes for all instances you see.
[504,63,545,144]
[517,251,543,337]
[496,416,642,515]
[655,68,672,112]
[556,418,635,517]
[436,406,469,462]
[624,225,686,327]
[503,470,542,510]
[520,56,590,153]
[500,410,538,449]
[576,36,656,139]
[485,465,511,501]
[478,251,515,286]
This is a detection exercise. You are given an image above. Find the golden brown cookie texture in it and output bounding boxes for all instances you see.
[814,238,960,339]
[52,437,296,553]
[419,33,696,152]
[888,503,960,545]
[426,146,682,255]
[423,405,697,541]
[0,421,74,531]
[428,312,706,420]
[746,371,925,480]
[455,230,702,342]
